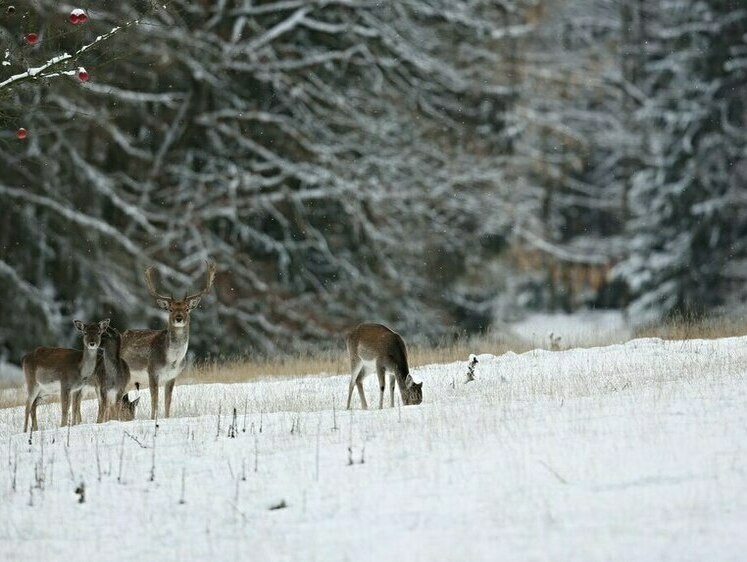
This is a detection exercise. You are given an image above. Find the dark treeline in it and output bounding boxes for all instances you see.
[1,1,746,361]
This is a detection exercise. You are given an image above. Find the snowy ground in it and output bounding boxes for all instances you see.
[510,310,632,348]
[1,336,747,561]
[0,360,23,389]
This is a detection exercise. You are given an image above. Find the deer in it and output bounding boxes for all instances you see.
[121,260,216,419]
[22,319,110,432]
[345,323,423,410]
[92,325,138,423]
[68,326,138,425]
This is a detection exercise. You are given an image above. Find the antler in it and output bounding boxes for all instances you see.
[185,260,217,301]
[144,266,171,301]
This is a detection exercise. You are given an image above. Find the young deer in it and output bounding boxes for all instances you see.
[93,326,138,423]
[121,260,215,419]
[23,319,109,432]
[69,326,137,425]
[345,323,423,410]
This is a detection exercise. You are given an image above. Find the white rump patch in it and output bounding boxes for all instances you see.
[36,380,61,396]
[355,360,377,379]
[128,370,149,390]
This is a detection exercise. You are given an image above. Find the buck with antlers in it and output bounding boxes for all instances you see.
[121,261,216,419]
[23,319,110,432]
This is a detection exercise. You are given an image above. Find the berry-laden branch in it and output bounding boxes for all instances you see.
[0,18,140,95]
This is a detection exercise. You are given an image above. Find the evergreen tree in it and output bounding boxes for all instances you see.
[614,0,747,323]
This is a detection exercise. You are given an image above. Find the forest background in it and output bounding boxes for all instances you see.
[1,0,745,361]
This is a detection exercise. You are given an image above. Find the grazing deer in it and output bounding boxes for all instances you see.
[121,261,216,419]
[93,326,138,422]
[22,319,110,432]
[345,323,423,410]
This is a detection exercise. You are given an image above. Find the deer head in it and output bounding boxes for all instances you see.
[120,392,140,421]
[73,319,110,350]
[404,374,423,405]
[144,261,216,328]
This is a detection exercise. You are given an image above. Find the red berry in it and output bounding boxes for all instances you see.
[77,68,89,82]
[69,9,87,24]
[16,128,27,140]
[24,33,39,45]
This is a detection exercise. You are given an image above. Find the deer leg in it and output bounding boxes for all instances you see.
[71,390,82,425]
[30,395,41,432]
[110,388,124,422]
[95,387,103,423]
[24,384,40,433]
[164,378,176,418]
[356,377,368,410]
[346,376,356,410]
[60,387,71,428]
[108,401,117,423]
[23,399,30,433]
[71,391,78,425]
[346,362,362,410]
[97,388,108,423]
[376,364,386,409]
[113,390,125,421]
[389,374,396,407]
[148,374,159,420]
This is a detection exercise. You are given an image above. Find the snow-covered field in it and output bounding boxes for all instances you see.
[510,310,632,348]
[2,336,747,561]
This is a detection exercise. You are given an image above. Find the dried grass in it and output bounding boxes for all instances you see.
[2,314,745,412]
[633,314,747,341]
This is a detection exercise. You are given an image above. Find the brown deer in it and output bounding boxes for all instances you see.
[345,323,423,410]
[93,325,138,422]
[22,319,109,432]
[69,326,138,425]
[121,261,216,419]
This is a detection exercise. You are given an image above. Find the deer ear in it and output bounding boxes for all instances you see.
[155,298,170,310]
[187,296,202,310]
[122,394,140,406]
[73,320,84,332]
[99,318,110,331]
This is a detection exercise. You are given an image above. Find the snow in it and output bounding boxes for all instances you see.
[0,54,72,89]
[0,361,23,388]
[510,310,632,348]
[1,335,747,560]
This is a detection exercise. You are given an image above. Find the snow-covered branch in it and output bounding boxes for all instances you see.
[0,19,140,95]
